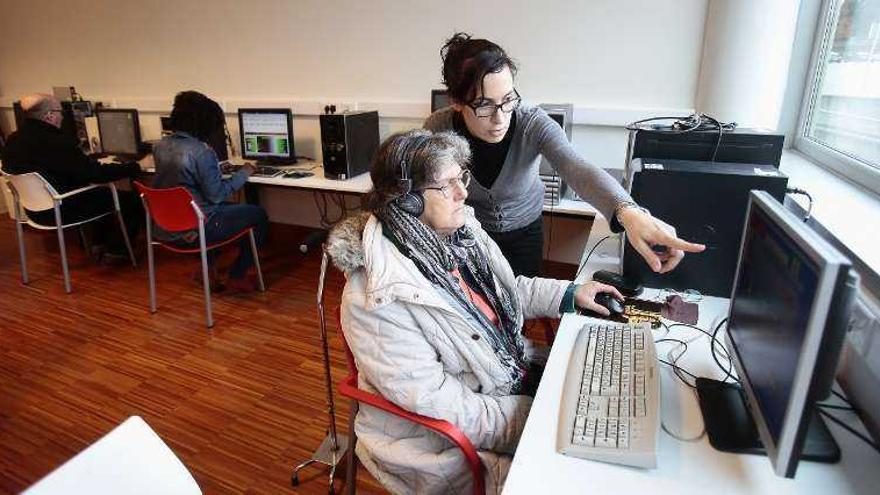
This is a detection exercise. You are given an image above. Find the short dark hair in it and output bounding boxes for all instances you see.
[169,91,225,142]
[441,32,518,104]
[363,129,471,213]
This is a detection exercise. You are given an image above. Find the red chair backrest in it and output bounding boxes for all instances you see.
[133,181,201,232]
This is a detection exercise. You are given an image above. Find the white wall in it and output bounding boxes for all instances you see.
[0,0,709,263]
[695,0,801,130]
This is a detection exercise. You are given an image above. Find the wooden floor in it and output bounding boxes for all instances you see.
[0,218,573,494]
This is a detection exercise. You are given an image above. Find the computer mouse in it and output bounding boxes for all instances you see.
[594,293,625,316]
[592,270,643,297]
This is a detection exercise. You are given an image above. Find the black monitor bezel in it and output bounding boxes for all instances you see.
[725,190,852,477]
[96,108,142,156]
[237,108,295,164]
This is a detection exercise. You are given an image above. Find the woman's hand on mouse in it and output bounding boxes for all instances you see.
[574,282,624,316]
[617,206,705,274]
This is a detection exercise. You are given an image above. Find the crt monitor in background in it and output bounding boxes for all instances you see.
[237,108,295,164]
[96,108,142,157]
[698,190,858,478]
[431,89,450,113]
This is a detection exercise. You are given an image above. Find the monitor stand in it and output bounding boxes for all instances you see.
[696,378,840,463]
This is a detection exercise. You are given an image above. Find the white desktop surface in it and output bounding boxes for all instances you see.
[112,155,597,216]
[504,290,880,495]
[22,416,201,495]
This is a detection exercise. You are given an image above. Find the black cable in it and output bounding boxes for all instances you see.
[786,187,814,222]
[666,322,733,363]
[655,338,698,389]
[657,358,698,389]
[711,317,737,383]
[832,389,852,405]
[818,409,880,454]
[664,320,736,383]
[817,403,855,411]
[625,113,736,163]
[574,234,617,281]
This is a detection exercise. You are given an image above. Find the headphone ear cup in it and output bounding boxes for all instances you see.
[396,192,424,217]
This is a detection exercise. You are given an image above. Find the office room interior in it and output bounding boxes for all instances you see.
[0,0,879,494]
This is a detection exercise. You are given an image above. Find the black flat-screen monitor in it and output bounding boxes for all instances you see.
[96,108,142,157]
[237,108,295,164]
[698,190,858,478]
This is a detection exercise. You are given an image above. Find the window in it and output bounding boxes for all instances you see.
[797,0,880,194]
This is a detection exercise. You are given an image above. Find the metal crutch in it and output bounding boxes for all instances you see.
[291,247,349,494]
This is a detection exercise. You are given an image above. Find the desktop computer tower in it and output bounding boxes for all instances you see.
[629,127,784,167]
[320,110,379,180]
[539,104,573,206]
[623,158,789,297]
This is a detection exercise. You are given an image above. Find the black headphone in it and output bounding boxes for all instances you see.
[395,158,425,217]
[392,134,432,217]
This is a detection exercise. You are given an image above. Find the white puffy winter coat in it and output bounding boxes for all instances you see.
[327,208,570,494]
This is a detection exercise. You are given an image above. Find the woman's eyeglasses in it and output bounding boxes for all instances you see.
[467,89,521,118]
[420,169,472,198]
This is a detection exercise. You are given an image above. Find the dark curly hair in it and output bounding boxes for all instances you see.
[169,91,225,142]
[441,32,518,104]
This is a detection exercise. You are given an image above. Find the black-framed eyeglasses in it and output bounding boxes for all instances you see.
[420,169,471,198]
[467,89,521,118]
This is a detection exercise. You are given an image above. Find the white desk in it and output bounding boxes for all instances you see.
[23,416,201,495]
[124,155,597,217]
[504,290,880,495]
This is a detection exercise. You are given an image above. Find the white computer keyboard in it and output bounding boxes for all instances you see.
[556,322,660,468]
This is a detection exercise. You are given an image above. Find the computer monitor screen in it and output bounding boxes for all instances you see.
[719,190,856,477]
[431,90,450,113]
[160,116,173,136]
[96,108,142,156]
[238,108,295,164]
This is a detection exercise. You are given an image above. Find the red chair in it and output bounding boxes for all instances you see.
[133,181,265,328]
[336,309,485,495]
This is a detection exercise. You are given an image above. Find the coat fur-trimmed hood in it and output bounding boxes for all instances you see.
[326,211,372,274]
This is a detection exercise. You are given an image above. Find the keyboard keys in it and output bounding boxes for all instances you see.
[561,323,658,467]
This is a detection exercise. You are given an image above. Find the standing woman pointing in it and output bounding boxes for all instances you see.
[425,33,704,277]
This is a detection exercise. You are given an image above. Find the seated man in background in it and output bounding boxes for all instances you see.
[152,90,267,292]
[1,93,143,261]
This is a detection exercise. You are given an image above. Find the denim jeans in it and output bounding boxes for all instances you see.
[177,203,268,279]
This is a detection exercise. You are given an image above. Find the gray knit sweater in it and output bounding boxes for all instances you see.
[424,104,632,232]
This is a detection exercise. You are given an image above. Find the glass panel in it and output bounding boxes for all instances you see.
[806,0,880,169]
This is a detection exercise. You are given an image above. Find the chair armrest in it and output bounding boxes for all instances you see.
[53,183,107,200]
[338,376,485,495]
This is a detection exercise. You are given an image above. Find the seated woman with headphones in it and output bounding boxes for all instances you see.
[326,129,624,495]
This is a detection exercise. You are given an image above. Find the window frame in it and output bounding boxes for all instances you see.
[794,0,880,196]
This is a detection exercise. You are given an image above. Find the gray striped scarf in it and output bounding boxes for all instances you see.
[377,202,528,392]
